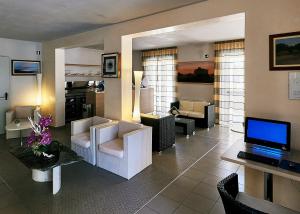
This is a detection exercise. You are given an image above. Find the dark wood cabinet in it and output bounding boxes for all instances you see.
[65,94,86,123]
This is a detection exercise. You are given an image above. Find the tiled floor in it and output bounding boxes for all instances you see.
[137,128,244,214]
[0,125,244,214]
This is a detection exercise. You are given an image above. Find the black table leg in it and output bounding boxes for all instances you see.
[264,172,273,202]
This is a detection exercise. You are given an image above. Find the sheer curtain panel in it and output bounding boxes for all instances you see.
[214,40,245,132]
[142,48,177,115]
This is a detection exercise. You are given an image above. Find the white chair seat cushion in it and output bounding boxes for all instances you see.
[187,111,204,118]
[71,132,91,148]
[236,192,298,214]
[99,138,124,158]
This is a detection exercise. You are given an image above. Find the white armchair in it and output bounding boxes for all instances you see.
[96,121,152,179]
[71,116,112,165]
[6,106,39,139]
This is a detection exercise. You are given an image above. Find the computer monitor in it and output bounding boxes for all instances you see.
[244,117,291,151]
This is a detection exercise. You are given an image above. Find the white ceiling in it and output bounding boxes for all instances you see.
[133,15,245,50]
[0,0,206,41]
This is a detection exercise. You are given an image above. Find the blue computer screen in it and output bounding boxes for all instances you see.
[247,119,288,145]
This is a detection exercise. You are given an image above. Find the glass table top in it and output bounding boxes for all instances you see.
[10,141,83,171]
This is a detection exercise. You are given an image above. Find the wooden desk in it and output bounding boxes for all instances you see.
[222,141,300,211]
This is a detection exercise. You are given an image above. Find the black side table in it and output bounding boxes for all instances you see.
[175,118,195,139]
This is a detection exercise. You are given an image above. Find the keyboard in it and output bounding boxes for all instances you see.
[279,160,300,173]
[237,151,280,167]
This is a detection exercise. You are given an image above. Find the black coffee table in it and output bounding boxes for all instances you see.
[10,141,83,195]
[175,118,195,139]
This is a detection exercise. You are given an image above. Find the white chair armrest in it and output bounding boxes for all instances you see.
[92,117,113,126]
[6,110,15,124]
[90,121,117,146]
[123,126,152,153]
[71,118,92,136]
[95,123,119,145]
[90,120,116,129]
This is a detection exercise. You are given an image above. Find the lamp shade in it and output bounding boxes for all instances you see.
[132,71,143,123]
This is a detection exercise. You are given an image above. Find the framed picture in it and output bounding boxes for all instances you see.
[102,53,121,78]
[269,31,300,70]
[12,60,41,75]
[177,61,214,83]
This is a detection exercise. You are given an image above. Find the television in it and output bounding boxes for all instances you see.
[244,117,291,151]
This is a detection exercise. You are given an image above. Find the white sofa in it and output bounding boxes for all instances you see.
[71,116,112,165]
[96,121,152,179]
[6,106,39,139]
[176,100,210,118]
[171,100,215,128]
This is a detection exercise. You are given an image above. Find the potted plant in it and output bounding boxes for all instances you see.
[26,114,57,159]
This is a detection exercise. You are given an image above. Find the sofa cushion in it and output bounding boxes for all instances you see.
[193,101,210,114]
[179,100,194,111]
[71,132,91,148]
[178,110,190,116]
[15,106,34,119]
[188,112,204,118]
[118,121,143,138]
[99,138,124,158]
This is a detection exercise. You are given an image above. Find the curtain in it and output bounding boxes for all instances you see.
[214,40,245,132]
[142,48,177,115]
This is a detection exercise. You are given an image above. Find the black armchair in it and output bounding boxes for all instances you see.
[170,101,215,128]
[217,173,297,214]
[217,173,265,214]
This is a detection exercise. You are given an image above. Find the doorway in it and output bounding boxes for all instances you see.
[129,13,245,128]
[0,56,10,134]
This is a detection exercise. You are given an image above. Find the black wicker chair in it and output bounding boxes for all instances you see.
[217,173,299,214]
[217,173,267,214]
[141,114,175,152]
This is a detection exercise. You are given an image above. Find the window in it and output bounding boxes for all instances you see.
[214,40,245,132]
[142,48,177,115]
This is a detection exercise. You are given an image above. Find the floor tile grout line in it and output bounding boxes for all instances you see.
[144,206,160,214]
[0,175,13,192]
[134,142,220,214]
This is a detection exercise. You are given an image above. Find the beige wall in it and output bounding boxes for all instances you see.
[0,38,42,108]
[177,83,214,102]
[177,43,215,101]
[177,43,214,62]
[42,0,300,152]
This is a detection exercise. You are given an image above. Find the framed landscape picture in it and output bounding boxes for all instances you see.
[102,53,121,78]
[11,60,41,75]
[177,61,214,83]
[269,31,300,70]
